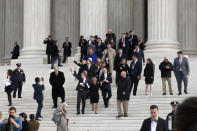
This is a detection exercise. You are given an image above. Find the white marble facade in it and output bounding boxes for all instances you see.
[0,0,197,63]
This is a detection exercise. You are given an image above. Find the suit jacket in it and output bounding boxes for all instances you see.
[140,117,168,131]
[128,35,138,48]
[100,73,112,91]
[96,42,105,58]
[106,33,116,43]
[129,60,142,77]
[11,44,20,59]
[13,69,26,82]
[49,71,65,88]
[114,53,125,71]
[43,39,54,54]
[32,83,45,100]
[84,64,97,78]
[62,41,72,56]
[118,38,128,49]
[73,71,89,92]
[51,44,59,57]
[74,60,87,75]
[173,57,190,75]
[79,39,88,52]
[133,49,145,63]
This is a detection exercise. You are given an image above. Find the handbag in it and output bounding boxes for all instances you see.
[52,114,61,124]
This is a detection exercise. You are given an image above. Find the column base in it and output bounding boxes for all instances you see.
[11,48,47,65]
[144,41,181,63]
[182,49,197,55]
[145,41,180,52]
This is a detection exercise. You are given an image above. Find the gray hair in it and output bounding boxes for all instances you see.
[57,102,68,111]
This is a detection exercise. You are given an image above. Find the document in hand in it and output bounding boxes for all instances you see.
[5,79,11,86]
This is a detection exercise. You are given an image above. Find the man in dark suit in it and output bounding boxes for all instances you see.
[70,69,89,115]
[79,36,88,61]
[62,37,72,63]
[166,101,179,131]
[95,37,105,58]
[49,67,65,108]
[173,51,190,95]
[44,35,54,64]
[85,58,97,80]
[114,48,125,84]
[11,41,20,59]
[106,29,116,44]
[140,105,168,131]
[100,68,112,108]
[118,33,128,56]
[32,77,45,120]
[51,41,63,69]
[133,44,145,65]
[129,54,142,96]
[128,31,138,60]
[13,63,26,98]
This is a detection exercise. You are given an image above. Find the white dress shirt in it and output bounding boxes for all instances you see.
[151,117,158,131]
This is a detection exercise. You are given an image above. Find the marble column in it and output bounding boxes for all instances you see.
[146,0,180,53]
[80,0,107,40]
[19,0,51,60]
[178,0,197,54]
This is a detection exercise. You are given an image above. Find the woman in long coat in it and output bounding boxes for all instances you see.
[54,102,69,131]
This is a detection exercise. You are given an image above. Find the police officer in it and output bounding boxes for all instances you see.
[166,101,179,131]
[13,63,26,98]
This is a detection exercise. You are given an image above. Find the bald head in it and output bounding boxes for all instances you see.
[121,71,126,78]
[54,66,59,73]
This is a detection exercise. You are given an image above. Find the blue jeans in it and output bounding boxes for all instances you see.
[36,99,43,119]
[51,56,61,68]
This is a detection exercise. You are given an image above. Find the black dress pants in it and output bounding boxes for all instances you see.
[101,87,112,106]
[77,91,86,113]
[13,82,22,98]
[130,76,139,96]
[5,86,13,105]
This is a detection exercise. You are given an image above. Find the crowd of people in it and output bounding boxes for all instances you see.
[1,28,193,131]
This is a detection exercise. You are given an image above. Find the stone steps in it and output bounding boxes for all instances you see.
[0,56,196,131]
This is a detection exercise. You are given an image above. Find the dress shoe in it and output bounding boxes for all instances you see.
[58,65,63,67]
[170,93,173,95]
[51,67,54,69]
[76,112,80,115]
[124,114,128,117]
[184,90,188,94]
[162,93,166,95]
[178,92,182,95]
[18,97,22,98]
[105,105,108,108]
[8,104,12,106]
[38,115,43,118]
[82,111,85,114]
[116,114,123,118]
[51,106,57,109]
